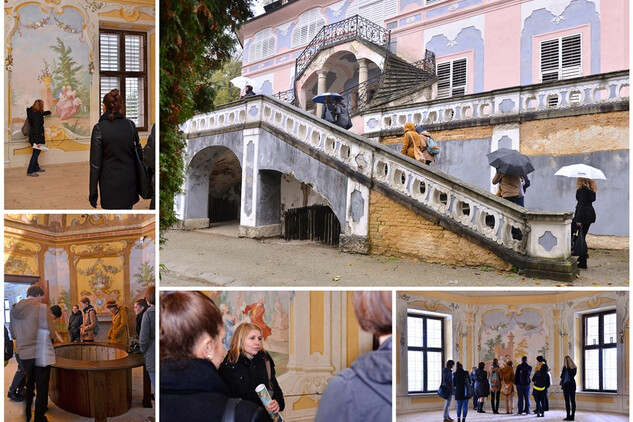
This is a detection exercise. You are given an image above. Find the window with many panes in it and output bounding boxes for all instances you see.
[347,0,398,28]
[583,310,617,392]
[99,29,148,130]
[540,34,582,83]
[437,58,467,99]
[250,28,277,62]
[291,8,326,48]
[407,313,444,393]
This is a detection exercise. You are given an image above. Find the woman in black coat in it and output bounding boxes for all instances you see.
[572,177,597,268]
[26,99,51,177]
[474,362,490,413]
[219,322,285,420]
[89,89,139,209]
[453,362,470,422]
[160,292,267,422]
[561,356,577,421]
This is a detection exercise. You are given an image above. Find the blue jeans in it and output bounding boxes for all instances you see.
[443,394,452,419]
[456,399,469,418]
[517,384,530,414]
[149,372,155,390]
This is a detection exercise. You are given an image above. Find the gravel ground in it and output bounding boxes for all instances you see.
[160,224,628,287]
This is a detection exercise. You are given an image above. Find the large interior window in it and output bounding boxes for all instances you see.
[407,313,444,393]
[437,58,467,99]
[540,33,582,83]
[99,29,148,130]
[583,310,617,392]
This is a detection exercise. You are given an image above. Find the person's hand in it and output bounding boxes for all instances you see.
[89,194,98,208]
[266,399,280,414]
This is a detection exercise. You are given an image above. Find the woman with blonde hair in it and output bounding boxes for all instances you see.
[560,356,577,421]
[572,177,597,268]
[26,99,51,177]
[160,292,266,421]
[219,322,285,418]
[498,360,515,414]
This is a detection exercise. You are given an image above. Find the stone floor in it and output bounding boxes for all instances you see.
[4,358,154,422]
[398,409,628,421]
[5,161,151,210]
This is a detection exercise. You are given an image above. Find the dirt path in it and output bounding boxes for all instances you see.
[160,224,628,287]
[5,161,151,210]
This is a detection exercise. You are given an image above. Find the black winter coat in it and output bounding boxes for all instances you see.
[314,337,392,422]
[453,367,470,401]
[474,368,490,397]
[219,351,285,415]
[89,112,139,209]
[68,311,83,340]
[560,366,577,391]
[26,107,51,145]
[573,186,596,225]
[161,358,267,422]
[515,362,532,386]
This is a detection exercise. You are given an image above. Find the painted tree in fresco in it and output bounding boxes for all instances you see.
[483,334,504,362]
[50,37,87,105]
[514,337,528,361]
[133,261,155,295]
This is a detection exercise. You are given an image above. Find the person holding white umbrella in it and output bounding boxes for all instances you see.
[555,164,604,269]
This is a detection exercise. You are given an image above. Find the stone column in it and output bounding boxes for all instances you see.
[358,58,369,85]
[316,69,328,118]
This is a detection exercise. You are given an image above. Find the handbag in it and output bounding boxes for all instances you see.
[560,368,571,386]
[571,229,587,257]
[501,381,512,396]
[323,107,335,123]
[36,304,56,367]
[21,117,31,137]
[437,384,450,399]
[128,120,152,199]
[465,381,475,398]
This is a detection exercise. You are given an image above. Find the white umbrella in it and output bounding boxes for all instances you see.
[230,76,256,90]
[554,164,606,180]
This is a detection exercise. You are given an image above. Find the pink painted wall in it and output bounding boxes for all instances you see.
[600,0,629,73]
[483,2,521,91]
[395,30,425,63]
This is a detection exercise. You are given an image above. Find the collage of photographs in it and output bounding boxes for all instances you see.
[1,0,629,421]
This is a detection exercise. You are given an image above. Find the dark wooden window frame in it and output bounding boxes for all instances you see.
[99,28,148,131]
[407,313,445,394]
[582,309,617,393]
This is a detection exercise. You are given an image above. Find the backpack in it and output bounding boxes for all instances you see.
[425,136,440,156]
[533,371,548,388]
[490,370,500,386]
[21,117,31,137]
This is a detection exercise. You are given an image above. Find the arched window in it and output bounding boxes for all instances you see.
[346,0,398,27]
[291,8,325,48]
[249,28,276,62]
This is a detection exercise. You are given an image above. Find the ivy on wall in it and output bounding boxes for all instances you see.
[159,0,252,242]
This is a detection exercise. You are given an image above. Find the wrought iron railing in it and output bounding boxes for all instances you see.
[295,15,391,80]
[272,89,297,105]
[339,74,382,114]
[412,49,436,74]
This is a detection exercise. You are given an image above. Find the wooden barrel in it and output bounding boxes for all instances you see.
[50,342,144,422]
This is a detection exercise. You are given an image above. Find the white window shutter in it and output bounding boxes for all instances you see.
[561,34,581,79]
[437,62,451,99]
[451,58,467,96]
[540,33,582,83]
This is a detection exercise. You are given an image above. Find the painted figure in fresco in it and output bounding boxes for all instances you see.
[106,300,129,345]
[271,297,288,331]
[220,303,237,350]
[55,85,81,120]
[243,297,272,340]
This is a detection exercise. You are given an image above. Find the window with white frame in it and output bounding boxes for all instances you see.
[347,0,398,27]
[540,34,582,83]
[407,313,444,393]
[291,8,326,48]
[250,28,277,62]
[99,29,148,130]
[425,0,447,5]
[437,58,467,99]
[583,310,617,392]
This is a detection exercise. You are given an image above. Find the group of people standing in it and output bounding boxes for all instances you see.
[321,95,353,129]
[441,355,578,422]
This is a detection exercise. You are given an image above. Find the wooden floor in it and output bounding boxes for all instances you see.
[398,409,629,421]
[4,358,154,422]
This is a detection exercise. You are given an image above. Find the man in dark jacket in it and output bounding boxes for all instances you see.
[143,124,155,210]
[68,305,83,342]
[240,85,256,99]
[514,356,532,414]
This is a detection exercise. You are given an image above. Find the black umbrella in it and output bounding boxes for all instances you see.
[487,148,535,176]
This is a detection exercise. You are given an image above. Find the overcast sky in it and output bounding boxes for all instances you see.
[250,0,266,17]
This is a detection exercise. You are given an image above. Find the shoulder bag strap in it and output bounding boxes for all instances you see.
[265,355,274,392]
[222,398,240,422]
